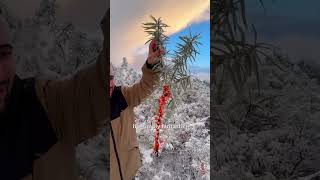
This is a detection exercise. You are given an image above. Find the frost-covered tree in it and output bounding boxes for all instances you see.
[3,0,102,79]
[211,1,320,180]
[113,60,210,180]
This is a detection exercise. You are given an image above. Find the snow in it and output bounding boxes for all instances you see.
[211,55,320,179]
[115,59,210,180]
[140,147,154,164]
[76,131,108,179]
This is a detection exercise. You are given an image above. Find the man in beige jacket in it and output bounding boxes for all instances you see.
[109,39,164,180]
[0,9,109,180]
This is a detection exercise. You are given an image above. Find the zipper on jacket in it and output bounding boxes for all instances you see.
[110,122,124,180]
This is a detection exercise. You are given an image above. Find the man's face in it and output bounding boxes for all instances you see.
[0,44,15,112]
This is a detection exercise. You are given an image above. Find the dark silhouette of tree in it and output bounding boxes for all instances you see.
[211,0,274,104]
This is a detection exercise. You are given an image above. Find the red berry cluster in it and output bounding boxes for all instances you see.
[153,85,172,156]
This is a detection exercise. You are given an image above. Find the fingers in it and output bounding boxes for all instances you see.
[150,39,157,52]
[148,39,165,62]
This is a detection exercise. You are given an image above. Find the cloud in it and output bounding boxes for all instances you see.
[191,5,210,24]
[189,65,210,73]
[110,0,209,67]
[194,72,210,81]
[190,65,210,81]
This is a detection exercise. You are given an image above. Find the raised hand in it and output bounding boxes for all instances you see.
[147,39,165,65]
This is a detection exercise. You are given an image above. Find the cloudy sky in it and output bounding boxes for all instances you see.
[111,0,210,80]
[247,0,320,65]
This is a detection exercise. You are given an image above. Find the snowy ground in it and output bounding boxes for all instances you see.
[118,62,210,180]
[76,131,108,180]
[211,56,320,180]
